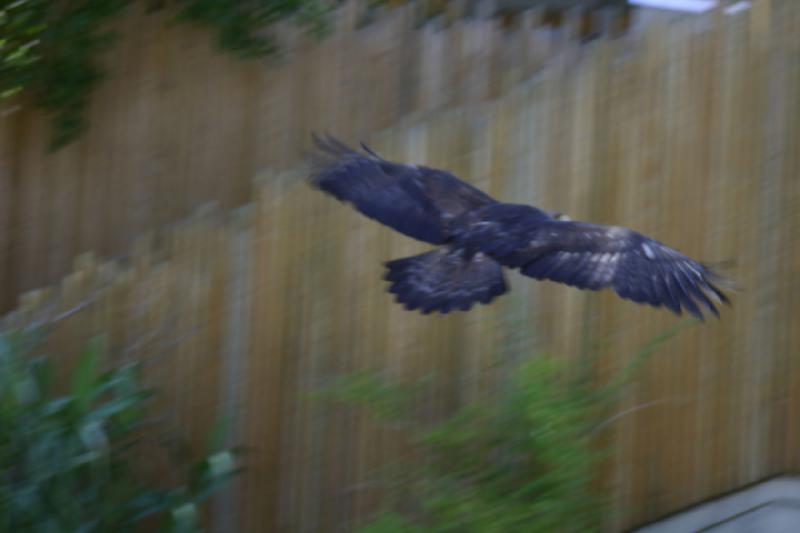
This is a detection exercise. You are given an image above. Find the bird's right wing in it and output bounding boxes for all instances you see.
[459,205,731,319]
[309,134,495,244]
[518,222,731,319]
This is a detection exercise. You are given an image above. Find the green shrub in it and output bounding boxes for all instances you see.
[326,357,606,533]
[0,329,239,532]
[326,322,691,533]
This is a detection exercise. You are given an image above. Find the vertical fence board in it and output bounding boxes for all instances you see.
[4,4,800,532]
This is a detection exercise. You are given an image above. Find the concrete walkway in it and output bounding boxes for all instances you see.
[636,477,800,532]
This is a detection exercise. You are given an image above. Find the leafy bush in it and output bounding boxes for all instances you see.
[327,358,607,533]
[0,329,239,532]
[326,323,690,533]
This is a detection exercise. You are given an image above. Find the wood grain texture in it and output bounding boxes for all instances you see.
[4,2,799,531]
[2,1,628,310]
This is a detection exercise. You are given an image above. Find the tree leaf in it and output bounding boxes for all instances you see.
[72,337,104,412]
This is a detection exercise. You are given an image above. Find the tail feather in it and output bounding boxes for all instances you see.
[384,248,507,314]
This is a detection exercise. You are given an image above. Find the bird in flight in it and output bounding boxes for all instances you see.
[308,134,731,319]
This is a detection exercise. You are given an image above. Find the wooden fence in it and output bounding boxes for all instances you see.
[0,0,632,312]
[2,0,800,530]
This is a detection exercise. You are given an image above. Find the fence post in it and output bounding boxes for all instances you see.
[0,104,21,314]
[213,206,254,532]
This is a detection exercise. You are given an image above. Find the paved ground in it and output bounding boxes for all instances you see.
[636,477,800,532]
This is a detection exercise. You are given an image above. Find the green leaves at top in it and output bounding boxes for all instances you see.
[1,0,333,150]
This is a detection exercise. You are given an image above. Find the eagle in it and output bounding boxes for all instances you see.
[308,134,731,319]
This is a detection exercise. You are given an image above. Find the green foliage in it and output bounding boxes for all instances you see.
[0,0,331,150]
[0,329,239,532]
[316,371,424,423]
[171,0,332,59]
[359,512,424,533]
[1,0,129,149]
[325,322,692,533]
[327,358,608,533]
[0,0,44,100]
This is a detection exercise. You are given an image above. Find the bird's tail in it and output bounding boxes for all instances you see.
[384,247,507,314]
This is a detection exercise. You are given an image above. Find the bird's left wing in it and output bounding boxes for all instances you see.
[463,211,730,319]
[308,134,495,244]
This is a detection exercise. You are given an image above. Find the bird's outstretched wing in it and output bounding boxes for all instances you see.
[460,206,731,319]
[308,134,495,244]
